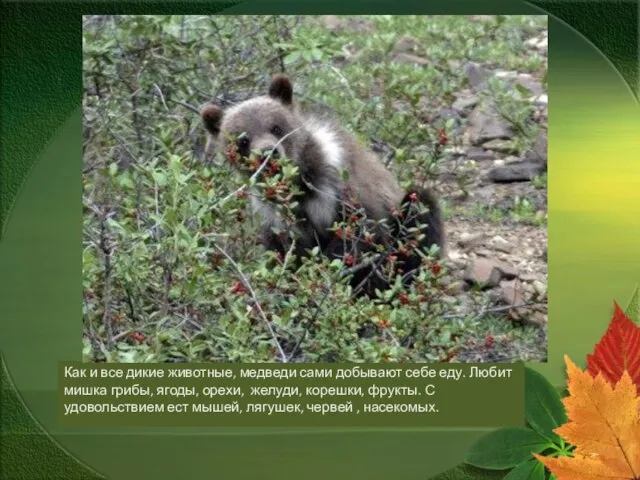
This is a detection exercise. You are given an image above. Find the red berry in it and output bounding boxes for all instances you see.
[431,263,441,275]
[131,332,144,344]
[265,187,277,199]
[226,150,238,164]
[484,334,495,348]
[344,255,355,266]
[268,159,280,174]
[398,292,409,305]
[438,128,448,146]
[344,227,353,240]
[377,319,390,329]
[408,192,418,202]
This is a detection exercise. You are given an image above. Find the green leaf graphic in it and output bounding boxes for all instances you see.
[427,462,508,480]
[0,354,105,479]
[465,427,551,470]
[625,283,640,324]
[524,367,567,443]
[503,459,545,480]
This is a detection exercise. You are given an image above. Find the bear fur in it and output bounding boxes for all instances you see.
[201,74,446,297]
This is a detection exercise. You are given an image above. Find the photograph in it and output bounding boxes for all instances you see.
[82,14,549,364]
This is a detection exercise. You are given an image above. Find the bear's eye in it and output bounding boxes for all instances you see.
[237,137,250,150]
[271,125,284,137]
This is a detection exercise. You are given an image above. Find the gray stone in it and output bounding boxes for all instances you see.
[488,161,545,183]
[467,105,514,145]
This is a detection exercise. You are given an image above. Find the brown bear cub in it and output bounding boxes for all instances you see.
[201,74,445,297]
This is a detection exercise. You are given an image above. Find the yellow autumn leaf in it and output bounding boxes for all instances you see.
[534,355,640,480]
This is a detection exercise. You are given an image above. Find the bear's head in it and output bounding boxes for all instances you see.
[200,75,307,171]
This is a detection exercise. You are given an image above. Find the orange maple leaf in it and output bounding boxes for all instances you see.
[534,355,640,480]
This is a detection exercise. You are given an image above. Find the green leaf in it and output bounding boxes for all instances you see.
[503,459,545,480]
[524,367,567,443]
[514,83,531,97]
[152,171,167,187]
[625,283,640,324]
[427,462,506,480]
[465,427,551,470]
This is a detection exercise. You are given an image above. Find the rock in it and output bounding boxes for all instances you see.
[476,249,493,258]
[446,249,468,268]
[465,62,490,92]
[319,15,342,31]
[393,35,420,54]
[482,139,517,154]
[515,74,545,96]
[500,283,526,307]
[471,15,495,21]
[319,16,374,34]
[526,35,548,52]
[458,232,485,248]
[392,100,411,112]
[532,280,547,297]
[467,104,514,145]
[452,95,479,113]
[494,70,518,80]
[439,108,460,122]
[466,147,496,161]
[495,71,544,95]
[520,272,540,283]
[463,258,513,289]
[489,235,512,253]
[493,261,519,280]
[523,130,548,167]
[530,94,548,106]
[488,161,545,183]
[441,295,459,306]
[392,53,430,66]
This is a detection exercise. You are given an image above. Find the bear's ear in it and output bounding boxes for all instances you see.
[200,104,224,136]
[268,74,293,106]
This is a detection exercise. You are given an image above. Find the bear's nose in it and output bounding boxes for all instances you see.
[261,147,280,159]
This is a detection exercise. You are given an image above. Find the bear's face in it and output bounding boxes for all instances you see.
[201,75,307,172]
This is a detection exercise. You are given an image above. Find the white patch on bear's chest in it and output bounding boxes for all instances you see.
[249,118,346,240]
[303,120,345,233]
[308,121,344,170]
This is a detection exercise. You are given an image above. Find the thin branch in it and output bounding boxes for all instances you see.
[212,243,288,363]
[442,301,545,320]
[287,285,332,361]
